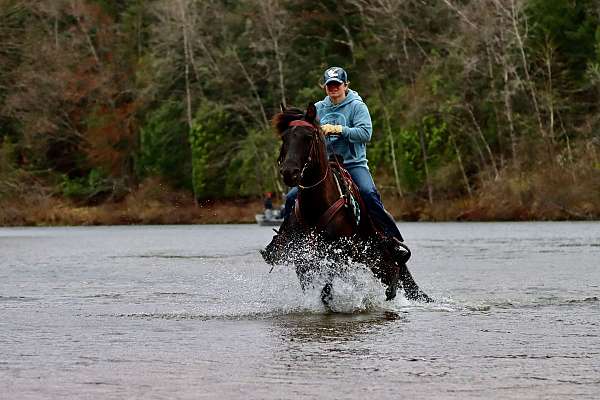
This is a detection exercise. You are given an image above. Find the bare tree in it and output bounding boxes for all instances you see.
[256,0,290,106]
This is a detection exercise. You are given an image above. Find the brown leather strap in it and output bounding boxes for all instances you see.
[289,120,318,131]
[295,195,347,231]
[317,196,346,230]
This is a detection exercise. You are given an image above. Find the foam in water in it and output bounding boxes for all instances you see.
[266,257,425,315]
[300,263,386,313]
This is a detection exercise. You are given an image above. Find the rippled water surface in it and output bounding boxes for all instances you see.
[1,222,599,399]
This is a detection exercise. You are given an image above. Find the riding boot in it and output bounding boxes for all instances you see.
[383,236,411,265]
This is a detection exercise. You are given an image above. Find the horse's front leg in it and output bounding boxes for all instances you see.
[360,240,400,301]
[294,259,334,307]
[362,238,432,302]
[398,264,433,302]
[375,257,400,301]
[295,259,312,291]
[378,256,432,302]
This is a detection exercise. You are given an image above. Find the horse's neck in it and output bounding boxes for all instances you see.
[298,146,340,224]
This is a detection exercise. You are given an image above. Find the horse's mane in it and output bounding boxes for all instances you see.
[272,107,305,136]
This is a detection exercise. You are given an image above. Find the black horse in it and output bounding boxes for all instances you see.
[262,103,431,304]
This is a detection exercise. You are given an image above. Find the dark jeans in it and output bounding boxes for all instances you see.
[283,165,403,241]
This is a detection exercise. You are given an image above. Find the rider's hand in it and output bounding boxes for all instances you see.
[321,124,343,136]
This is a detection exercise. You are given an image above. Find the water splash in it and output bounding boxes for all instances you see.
[298,263,388,314]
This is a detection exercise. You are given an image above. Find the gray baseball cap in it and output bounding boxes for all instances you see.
[323,67,348,85]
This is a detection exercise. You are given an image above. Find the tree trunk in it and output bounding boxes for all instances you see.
[178,0,193,129]
[502,63,519,168]
[232,48,269,130]
[380,101,404,198]
[451,134,472,197]
[509,0,545,139]
[544,37,555,142]
[418,129,433,204]
[366,60,403,197]
[259,1,286,106]
[387,123,404,198]
[467,104,499,179]
[71,1,101,68]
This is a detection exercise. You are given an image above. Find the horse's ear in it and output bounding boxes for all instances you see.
[280,102,286,112]
[305,102,317,124]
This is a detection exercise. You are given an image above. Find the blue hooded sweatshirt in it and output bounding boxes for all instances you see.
[315,89,372,169]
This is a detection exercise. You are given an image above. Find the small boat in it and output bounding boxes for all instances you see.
[255,209,284,226]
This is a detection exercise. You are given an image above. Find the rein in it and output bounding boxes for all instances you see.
[298,167,328,190]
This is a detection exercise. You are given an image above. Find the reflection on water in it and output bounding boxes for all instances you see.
[1,222,599,399]
[276,311,405,344]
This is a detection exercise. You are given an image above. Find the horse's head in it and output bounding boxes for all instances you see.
[273,103,320,187]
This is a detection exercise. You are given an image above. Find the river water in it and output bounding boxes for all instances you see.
[1,222,599,399]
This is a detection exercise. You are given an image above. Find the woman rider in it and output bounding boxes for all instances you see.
[282,66,409,261]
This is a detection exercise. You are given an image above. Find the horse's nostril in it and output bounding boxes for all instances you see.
[290,168,300,179]
[281,167,300,185]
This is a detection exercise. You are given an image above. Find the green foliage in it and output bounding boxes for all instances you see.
[224,128,280,197]
[586,28,600,85]
[396,116,449,191]
[0,136,16,172]
[136,101,191,188]
[0,136,29,199]
[526,0,599,80]
[189,102,280,199]
[295,86,325,109]
[189,102,237,199]
[0,2,27,144]
[60,169,112,201]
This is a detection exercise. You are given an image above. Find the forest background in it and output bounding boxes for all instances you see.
[1,0,599,225]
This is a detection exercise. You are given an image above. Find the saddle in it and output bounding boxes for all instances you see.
[329,161,362,227]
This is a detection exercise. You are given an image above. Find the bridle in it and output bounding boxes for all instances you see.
[280,120,328,190]
[279,118,351,231]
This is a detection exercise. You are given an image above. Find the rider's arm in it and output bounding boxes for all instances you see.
[341,102,372,143]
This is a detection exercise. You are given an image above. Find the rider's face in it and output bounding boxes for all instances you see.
[325,81,347,104]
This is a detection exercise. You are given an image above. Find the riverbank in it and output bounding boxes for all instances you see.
[1,198,596,227]
[1,174,597,226]
[0,194,260,226]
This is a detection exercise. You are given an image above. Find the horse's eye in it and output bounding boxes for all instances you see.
[302,131,314,141]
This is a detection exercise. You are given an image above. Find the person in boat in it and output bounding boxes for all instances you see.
[263,192,274,219]
[279,66,409,261]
